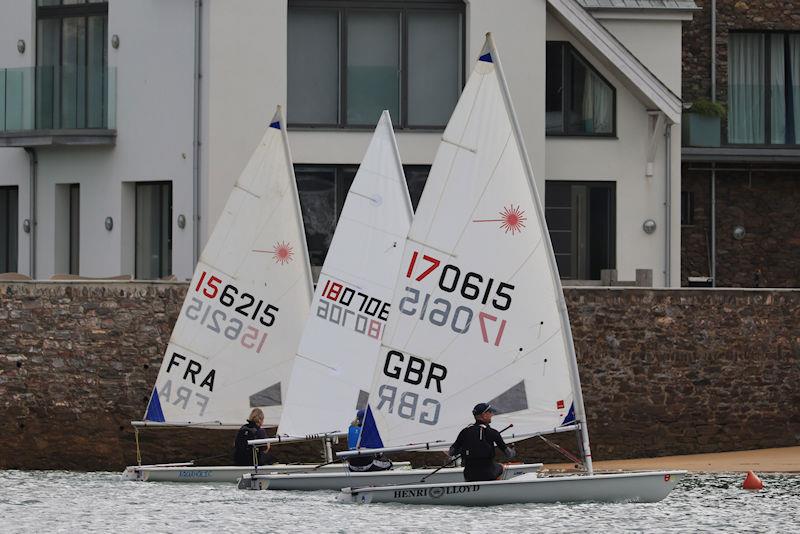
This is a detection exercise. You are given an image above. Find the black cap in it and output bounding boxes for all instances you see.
[472,403,497,416]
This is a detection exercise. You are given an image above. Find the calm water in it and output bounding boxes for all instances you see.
[0,471,798,533]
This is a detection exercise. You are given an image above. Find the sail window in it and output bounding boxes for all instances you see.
[295,164,429,266]
[546,41,616,136]
[135,181,172,280]
[288,0,464,129]
[0,186,18,273]
[545,181,616,280]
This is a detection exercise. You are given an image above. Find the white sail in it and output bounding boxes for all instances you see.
[143,107,314,428]
[278,111,413,438]
[359,37,581,451]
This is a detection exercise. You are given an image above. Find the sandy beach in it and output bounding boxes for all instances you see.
[545,446,800,473]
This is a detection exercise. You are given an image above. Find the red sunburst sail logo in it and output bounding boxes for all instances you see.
[271,241,294,264]
[473,204,527,235]
[253,241,295,265]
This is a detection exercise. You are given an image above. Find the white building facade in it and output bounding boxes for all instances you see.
[0,0,695,286]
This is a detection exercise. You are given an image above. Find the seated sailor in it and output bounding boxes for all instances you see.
[346,408,392,472]
[448,403,516,482]
[232,408,277,466]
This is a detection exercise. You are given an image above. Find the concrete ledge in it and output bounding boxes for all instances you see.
[0,129,117,147]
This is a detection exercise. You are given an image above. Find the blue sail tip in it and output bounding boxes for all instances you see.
[479,52,493,63]
[269,120,281,129]
[144,387,166,422]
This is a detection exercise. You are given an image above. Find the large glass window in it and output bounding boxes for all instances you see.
[296,164,429,266]
[135,182,172,279]
[288,1,464,129]
[546,42,615,136]
[0,187,19,273]
[35,0,108,129]
[729,32,800,144]
[545,181,615,280]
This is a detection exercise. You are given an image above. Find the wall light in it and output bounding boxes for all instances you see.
[111,34,120,49]
[177,214,186,229]
[105,216,114,231]
[642,219,657,235]
[17,39,25,54]
[733,225,745,240]
[23,219,31,233]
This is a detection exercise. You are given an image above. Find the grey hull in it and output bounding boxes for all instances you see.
[239,463,543,491]
[122,461,412,483]
[339,470,687,505]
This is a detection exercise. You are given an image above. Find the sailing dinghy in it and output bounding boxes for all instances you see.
[337,35,685,505]
[240,111,541,491]
[124,107,327,483]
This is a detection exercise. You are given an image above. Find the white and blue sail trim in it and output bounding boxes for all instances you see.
[144,387,166,422]
[356,405,384,449]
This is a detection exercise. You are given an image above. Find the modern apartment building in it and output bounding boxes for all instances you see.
[0,0,695,286]
[681,0,800,287]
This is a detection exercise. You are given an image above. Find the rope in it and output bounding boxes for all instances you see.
[538,434,583,467]
[135,426,142,466]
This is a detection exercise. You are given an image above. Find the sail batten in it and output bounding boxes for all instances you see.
[143,106,313,428]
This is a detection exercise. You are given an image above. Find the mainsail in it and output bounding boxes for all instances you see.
[143,106,314,428]
[278,111,413,438]
[359,36,587,455]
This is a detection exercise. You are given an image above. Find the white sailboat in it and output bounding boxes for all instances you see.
[338,35,685,505]
[240,111,541,491]
[124,106,329,483]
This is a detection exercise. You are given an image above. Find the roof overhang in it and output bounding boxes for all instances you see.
[682,147,800,163]
[547,0,683,124]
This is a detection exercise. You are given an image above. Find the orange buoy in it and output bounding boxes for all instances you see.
[743,470,764,490]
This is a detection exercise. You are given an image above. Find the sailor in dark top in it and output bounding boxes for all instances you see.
[233,408,277,466]
[448,403,516,482]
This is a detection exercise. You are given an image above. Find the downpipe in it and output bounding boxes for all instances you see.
[664,122,672,287]
[192,0,203,265]
[24,147,37,278]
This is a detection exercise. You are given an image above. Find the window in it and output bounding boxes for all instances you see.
[295,164,428,265]
[55,183,80,274]
[545,181,615,280]
[0,187,19,273]
[681,191,694,226]
[546,42,615,136]
[729,32,800,144]
[288,1,464,129]
[36,0,109,129]
[135,182,172,279]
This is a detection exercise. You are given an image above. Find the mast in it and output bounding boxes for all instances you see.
[486,33,593,475]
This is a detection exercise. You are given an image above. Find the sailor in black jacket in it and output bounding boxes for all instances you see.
[448,403,516,482]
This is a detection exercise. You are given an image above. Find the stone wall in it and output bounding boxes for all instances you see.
[0,282,798,471]
[682,0,800,105]
[681,167,800,288]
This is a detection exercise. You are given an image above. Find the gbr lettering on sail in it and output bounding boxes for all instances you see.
[375,250,517,425]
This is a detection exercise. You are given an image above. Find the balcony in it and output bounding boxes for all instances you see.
[0,66,116,147]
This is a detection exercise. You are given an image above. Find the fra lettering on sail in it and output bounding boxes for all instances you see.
[159,352,215,416]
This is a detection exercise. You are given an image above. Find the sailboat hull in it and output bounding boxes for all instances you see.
[339,470,687,505]
[239,463,543,491]
[122,462,411,483]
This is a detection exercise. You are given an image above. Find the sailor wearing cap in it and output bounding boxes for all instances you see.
[447,403,516,482]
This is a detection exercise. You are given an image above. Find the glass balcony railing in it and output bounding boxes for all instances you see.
[0,66,116,132]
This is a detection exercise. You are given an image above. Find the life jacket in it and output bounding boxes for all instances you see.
[461,424,496,462]
[232,422,262,465]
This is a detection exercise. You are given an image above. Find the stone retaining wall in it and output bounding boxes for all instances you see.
[0,282,797,470]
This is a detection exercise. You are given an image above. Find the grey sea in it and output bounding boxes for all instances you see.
[0,471,798,533]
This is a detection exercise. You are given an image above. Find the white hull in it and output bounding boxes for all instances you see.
[339,470,687,505]
[122,461,411,483]
[239,463,543,491]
